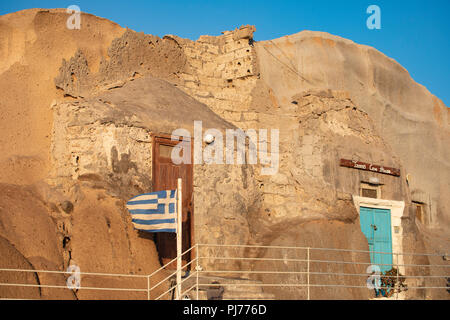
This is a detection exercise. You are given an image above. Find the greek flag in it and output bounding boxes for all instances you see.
[126,190,177,233]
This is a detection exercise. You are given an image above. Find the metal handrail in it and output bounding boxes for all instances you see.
[1,242,448,300]
[197,269,449,278]
[147,244,197,278]
[189,243,449,300]
[198,256,450,268]
[179,283,197,299]
[149,260,194,292]
[196,243,448,257]
[0,268,149,278]
[195,282,449,290]
[154,271,198,300]
[0,282,148,292]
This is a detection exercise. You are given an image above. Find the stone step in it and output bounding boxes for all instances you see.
[198,284,264,293]
[197,275,263,285]
[222,291,276,300]
[222,295,276,300]
[183,275,262,288]
[181,275,276,300]
[184,289,275,300]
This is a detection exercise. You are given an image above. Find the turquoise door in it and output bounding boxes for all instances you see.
[359,207,393,273]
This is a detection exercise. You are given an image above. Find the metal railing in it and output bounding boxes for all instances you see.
[189,244,449,300]
[0,243,448,300]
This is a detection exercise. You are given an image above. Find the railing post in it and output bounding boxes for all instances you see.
[396,252,399,300]
[196,244,199,300]
[307,247,310,301]
[147,275,150,300]
[176,178,182,300]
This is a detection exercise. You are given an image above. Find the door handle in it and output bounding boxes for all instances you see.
[371,224,378,231]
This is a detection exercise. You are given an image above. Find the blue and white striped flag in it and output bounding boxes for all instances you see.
[126,190,177,233]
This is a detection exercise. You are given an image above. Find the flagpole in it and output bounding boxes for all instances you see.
[176,178,182,300]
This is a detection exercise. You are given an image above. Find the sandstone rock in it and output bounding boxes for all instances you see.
[255,31,449,231]
[0,9,125,186]
[0,184,63,269]
[54,29,189,98]
[0,9,447,301]
[0,236,41,299]
[231,25,256,41]
[61,201,74,214]
[254,219,371,300]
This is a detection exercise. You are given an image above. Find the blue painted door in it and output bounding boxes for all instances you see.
[359,207,393,273]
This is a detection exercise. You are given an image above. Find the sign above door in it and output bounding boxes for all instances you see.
[340,159,400,177]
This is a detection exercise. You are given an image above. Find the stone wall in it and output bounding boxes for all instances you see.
[53,25,260,130]
[49,94,260,273]
[193,161,260,271]
[174,25,259,129]
[49,101,153,200]
[243,89,409,238]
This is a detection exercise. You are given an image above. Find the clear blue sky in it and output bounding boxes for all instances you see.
[1,0,449,107]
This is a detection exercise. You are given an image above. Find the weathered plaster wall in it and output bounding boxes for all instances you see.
[49,101,153,200]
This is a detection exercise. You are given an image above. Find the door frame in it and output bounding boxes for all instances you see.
[152,133,195,267]
[359,206,393,272]
[353,196,405,274]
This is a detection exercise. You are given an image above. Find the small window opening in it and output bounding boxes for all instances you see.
[360,182,381,199]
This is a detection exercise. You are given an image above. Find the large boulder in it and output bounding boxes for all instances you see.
[0,183,75,299]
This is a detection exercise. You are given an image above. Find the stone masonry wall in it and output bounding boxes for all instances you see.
[49,101,153,200]
[49,99,260,272]
[174,25,259,129]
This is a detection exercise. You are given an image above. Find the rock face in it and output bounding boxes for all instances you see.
[255,32,450,231]
[255,219,371,300]
[251,34,449,299]
[0,236,41,299]
[54,29,188,98]
[0,8,125,186]
[0,9,448,300]
[0,184,75,299]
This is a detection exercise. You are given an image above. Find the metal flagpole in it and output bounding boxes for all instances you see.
[176,178,182,300]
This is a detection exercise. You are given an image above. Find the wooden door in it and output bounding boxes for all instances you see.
[153,135,193,270]
[359,207,393,272]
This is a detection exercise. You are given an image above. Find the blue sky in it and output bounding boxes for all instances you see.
[1,0,449,107]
